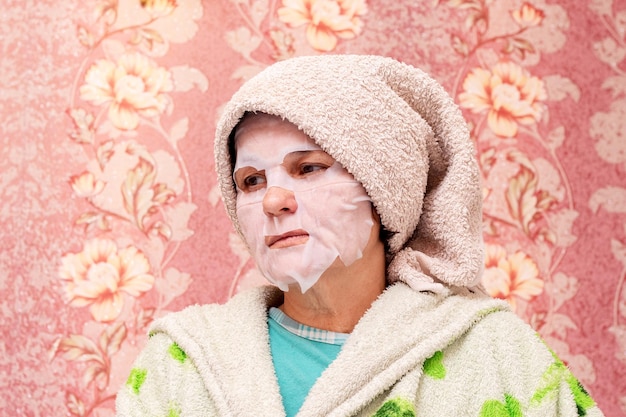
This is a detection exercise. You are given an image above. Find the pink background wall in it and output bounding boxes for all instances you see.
[2,0,625,415]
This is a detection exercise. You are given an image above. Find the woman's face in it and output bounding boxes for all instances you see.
[233,114,374,293]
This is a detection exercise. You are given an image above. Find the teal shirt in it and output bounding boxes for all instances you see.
[268,307,348,417]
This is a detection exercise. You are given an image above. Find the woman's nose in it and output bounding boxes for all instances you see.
[263,186,297,216]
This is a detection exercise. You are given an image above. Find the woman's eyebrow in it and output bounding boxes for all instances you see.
[234,152,266,167]
[282,150,330,164]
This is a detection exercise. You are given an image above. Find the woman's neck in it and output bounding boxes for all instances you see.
[279,239,386,333]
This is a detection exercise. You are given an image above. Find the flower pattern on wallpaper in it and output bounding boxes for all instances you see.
[459,61,547,137]
[51,1,207,415]
[59,238,155,322]
[278,0,367,51]
[70,171,106,198]
[140,0,177,17]
[512,2,545,27]
[79,52,174,131]
[482,243,543,311]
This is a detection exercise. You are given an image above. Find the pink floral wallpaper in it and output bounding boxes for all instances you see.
[2,0,625,415]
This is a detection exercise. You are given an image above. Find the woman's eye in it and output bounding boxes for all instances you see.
[300,164,326,175]
[244,174,266,188]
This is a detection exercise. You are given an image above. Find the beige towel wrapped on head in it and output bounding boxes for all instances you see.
[215,54,484,292]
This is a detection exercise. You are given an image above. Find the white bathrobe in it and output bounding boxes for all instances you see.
[115,283,604,417]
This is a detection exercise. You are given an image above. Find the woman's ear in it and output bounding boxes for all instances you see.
[371,205,383,240]
[371,205,381,224]
[374,206,397,255]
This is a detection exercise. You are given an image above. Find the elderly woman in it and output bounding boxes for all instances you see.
[116,55,604,417]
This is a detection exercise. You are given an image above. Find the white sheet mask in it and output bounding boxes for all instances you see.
[234,118,373,293]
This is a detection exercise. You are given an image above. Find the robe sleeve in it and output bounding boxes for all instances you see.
[414,310,606,417]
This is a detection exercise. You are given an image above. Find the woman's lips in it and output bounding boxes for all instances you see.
[266,230,309,249]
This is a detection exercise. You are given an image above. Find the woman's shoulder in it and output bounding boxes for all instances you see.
[141,285,281,358]
[463,305,546,352]
[153,285,282,329]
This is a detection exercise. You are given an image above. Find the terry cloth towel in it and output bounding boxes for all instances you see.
[214,55,484,292]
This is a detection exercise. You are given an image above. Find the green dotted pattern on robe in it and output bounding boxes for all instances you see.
[531,359,595,416]
[168,342,187,363]
[475,356,595,417]
[167,402,181,417]
[423,350,446,380]
[480,394,523,417]
[568,376,595,416]
[126,367,148,394]
[373,398,416,417]
[529,335,592,414]
[126,342,188,398]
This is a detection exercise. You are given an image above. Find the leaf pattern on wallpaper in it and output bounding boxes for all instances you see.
[589,3,626,168]
[51,323,127,395]
[154,267,192,308]
[438,0,546,63]
[50,324,128,416]
[505,163,558,240]
[53,1,207,415]
[589,185,626,378]
[437,0,599,381]
[121,157,177,234]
